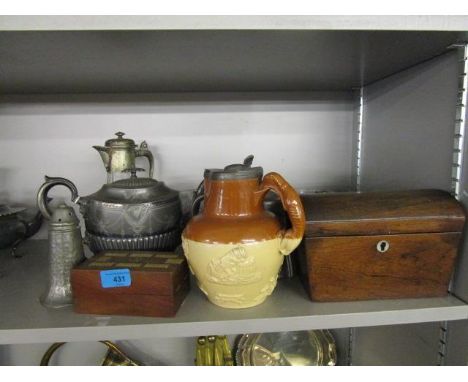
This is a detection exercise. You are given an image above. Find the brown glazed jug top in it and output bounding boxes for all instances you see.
[204,178,265,217]
[183,156,306,246]
[184,177,282,244]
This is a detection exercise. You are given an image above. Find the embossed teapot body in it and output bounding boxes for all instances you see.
[37,170,182,252]
[182,156,305,309]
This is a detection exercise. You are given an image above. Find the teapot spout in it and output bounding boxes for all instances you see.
[93,145,110,171]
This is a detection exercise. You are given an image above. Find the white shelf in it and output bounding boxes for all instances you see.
[0,240,466,345]
[1,16,468,31]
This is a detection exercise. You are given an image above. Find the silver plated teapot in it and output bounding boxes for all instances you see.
[37,169,182,252]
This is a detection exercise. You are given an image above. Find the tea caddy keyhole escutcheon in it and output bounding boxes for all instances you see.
[182,156,306,309]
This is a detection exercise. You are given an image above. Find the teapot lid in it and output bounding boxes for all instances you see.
[204,155,263,181]
[111,168,158,189]
[89,169,179,205]
[104,132,136,149]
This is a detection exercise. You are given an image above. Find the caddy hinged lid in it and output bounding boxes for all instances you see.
[302,189,466,237]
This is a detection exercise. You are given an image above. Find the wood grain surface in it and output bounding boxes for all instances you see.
[302,189,466,236]
[300,232,461,301]
[72,282,189,318]
[299,190,466,301]
[71,250,190,317]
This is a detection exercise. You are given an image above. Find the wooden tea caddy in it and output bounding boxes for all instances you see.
[298,190,466,301]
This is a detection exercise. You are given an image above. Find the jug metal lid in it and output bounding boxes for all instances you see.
[204,155,263,181]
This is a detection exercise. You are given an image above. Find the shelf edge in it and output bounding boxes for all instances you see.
[1,16,468,32]
[1,304,466,345]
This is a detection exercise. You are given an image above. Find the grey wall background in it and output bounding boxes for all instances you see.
[0,91,355,240]
[446,320,468,365]
[0,91,355,197]
[452,89,468,301]
[360,51,459,192]
[352,323,441,366]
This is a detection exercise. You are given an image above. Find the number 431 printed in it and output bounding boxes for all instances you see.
[113,275,126,283]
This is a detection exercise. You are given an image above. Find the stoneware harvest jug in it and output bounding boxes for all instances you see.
[182,156,305,309]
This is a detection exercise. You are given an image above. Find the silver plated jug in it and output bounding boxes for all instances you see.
[93,132,154,183]
[38,199,85,309]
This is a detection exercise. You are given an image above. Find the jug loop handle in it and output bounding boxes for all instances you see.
[37,176,80,220]
[192,195,205,217]
[136,141,154,179]
[258,172,305,255]
[191,180,205,216]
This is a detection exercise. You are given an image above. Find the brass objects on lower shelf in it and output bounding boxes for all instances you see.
[235,330,337,366]
[40,341,141,366]
[195,336,234,366]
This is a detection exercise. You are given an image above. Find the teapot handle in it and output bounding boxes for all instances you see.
[37,176,80,220]
[191,180,205,216]
[136,141,154,179]
[258,172,305,255]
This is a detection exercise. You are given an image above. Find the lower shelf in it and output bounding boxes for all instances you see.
[0,240,467,344]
